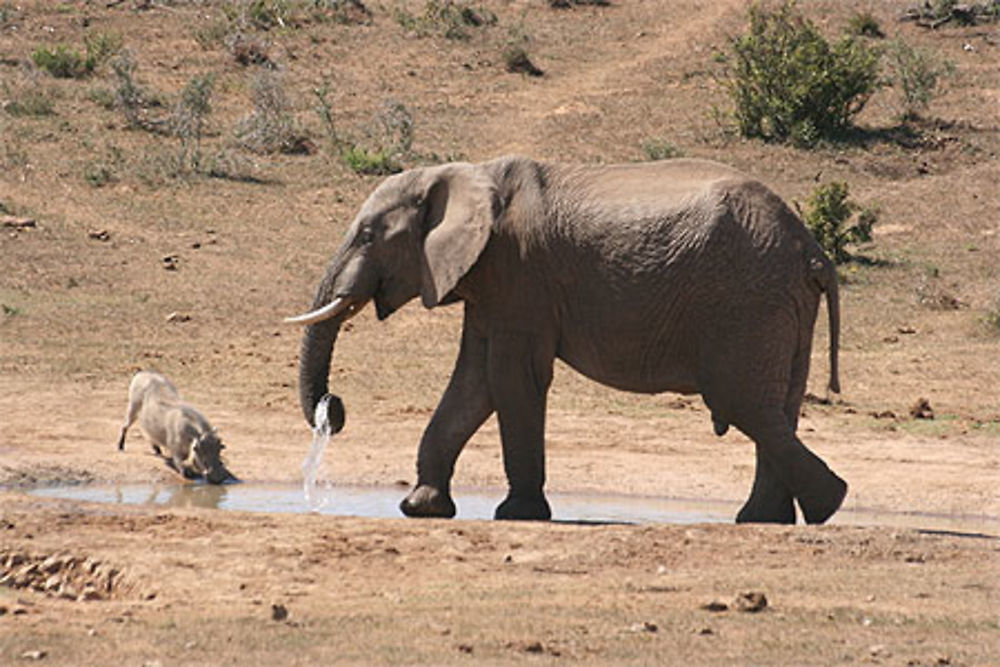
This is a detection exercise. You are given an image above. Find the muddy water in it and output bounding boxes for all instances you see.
[26,483,1000,534]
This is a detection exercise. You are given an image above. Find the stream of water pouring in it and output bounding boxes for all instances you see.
[302,395,334,512]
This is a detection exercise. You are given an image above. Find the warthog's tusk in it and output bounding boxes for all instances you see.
[283,297,359,326]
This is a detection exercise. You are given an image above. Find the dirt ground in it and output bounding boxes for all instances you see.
[1,0,999,664]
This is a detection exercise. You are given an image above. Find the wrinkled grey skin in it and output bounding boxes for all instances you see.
[117,371,233,484]
[290,156,845,524]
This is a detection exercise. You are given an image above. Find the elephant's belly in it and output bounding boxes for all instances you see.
[556,343,700,396]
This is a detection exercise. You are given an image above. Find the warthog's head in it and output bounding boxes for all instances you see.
[192,431,231,484]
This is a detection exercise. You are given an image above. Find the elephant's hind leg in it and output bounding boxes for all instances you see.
[736,444,795,524]
[734,409,847,525]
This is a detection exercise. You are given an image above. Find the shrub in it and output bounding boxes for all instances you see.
[308,0,372,25]
[641,137,684,160]
[802,181,876,264]
[224,0,294,31]
[110,50,164,131]
[395,1,496,39]
[173,74,215,172]
[341,146,399,175]
[847,11,885,37]
[884,40,952,120]
[3,86,55,117]
[32,45,91,78]
[725,2,880,146]
[32,32,120,79]
[234,71,309,154]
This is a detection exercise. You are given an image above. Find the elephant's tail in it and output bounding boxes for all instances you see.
[822,258,841,394]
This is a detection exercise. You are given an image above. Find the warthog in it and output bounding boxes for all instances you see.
[117,371,233,484]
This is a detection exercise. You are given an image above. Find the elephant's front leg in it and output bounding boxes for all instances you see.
[400,326,494,518]
[488,330,555,521]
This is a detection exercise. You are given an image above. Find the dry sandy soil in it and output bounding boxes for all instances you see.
[1,0,999,664]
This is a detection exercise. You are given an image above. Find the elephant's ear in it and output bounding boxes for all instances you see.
[419,164,496,308]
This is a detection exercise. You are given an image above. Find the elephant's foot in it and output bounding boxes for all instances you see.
[494,492,551,521]
[735,493,796,524]
[796,470,848,525]
[399,485,456,519]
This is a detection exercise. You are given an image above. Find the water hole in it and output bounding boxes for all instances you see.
[26,482,1000,535]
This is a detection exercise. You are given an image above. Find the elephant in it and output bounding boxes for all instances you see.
[286,156,846,524]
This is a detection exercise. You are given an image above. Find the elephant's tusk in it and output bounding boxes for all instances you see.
[284,297,360,325]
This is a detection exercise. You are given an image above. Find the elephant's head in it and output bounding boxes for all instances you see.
[286,162,498,427]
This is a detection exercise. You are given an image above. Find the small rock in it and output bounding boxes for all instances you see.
[702,601,729,612]
[734,591,768,613]
[523,641,544,653]
[628,621,658,633]
[910,398,934,420]
[696,626,714,635]
[20,650,46,661]
[162,255,179,271]
[79,585,103,601]
[1,216,36,230]
[87,229,111,242]
[456,644,473,654]
[165,312,191,323]
[270,603,288,621]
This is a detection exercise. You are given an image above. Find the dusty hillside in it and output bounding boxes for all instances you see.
[1,0,999,664]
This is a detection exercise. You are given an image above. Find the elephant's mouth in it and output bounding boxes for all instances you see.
[284,296,369,326]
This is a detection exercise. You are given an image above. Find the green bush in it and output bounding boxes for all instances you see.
[32,45,91,78]
[884,39,952,120]
[341,146,399,175]
[725,2,881,146]
[847,11,885,37]
[802,181,876,264]
[32,33,120,79]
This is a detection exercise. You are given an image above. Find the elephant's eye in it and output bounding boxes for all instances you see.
[359,226,374,246]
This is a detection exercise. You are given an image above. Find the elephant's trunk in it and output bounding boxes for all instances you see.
[297,319,341,427]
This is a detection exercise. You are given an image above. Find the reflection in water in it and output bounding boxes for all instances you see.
[26,483,1000,535]
[141,482,231,510]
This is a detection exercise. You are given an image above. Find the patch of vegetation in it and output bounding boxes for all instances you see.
[83,145,124,188]
[847,11,885,38]
[224,0,294,31]
[549,0,610,7]
[502,21,542,76]
[31,32,121,79]
[173,73,215,173]
[308,0,373,25]
[340,146,399,175]
[884,40,953,120]
[984,308,1000,335]
[2,82,55,117]
[724,2,880,146]
[32,45,92,79]
[395,0,497,40]
[801,181,877,264]
[902,0,1000,27]
[234,70,312,154]
[312,89,415,175]
[2,303,22,318]
[640,137,684,161]
[110,50,167,131]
